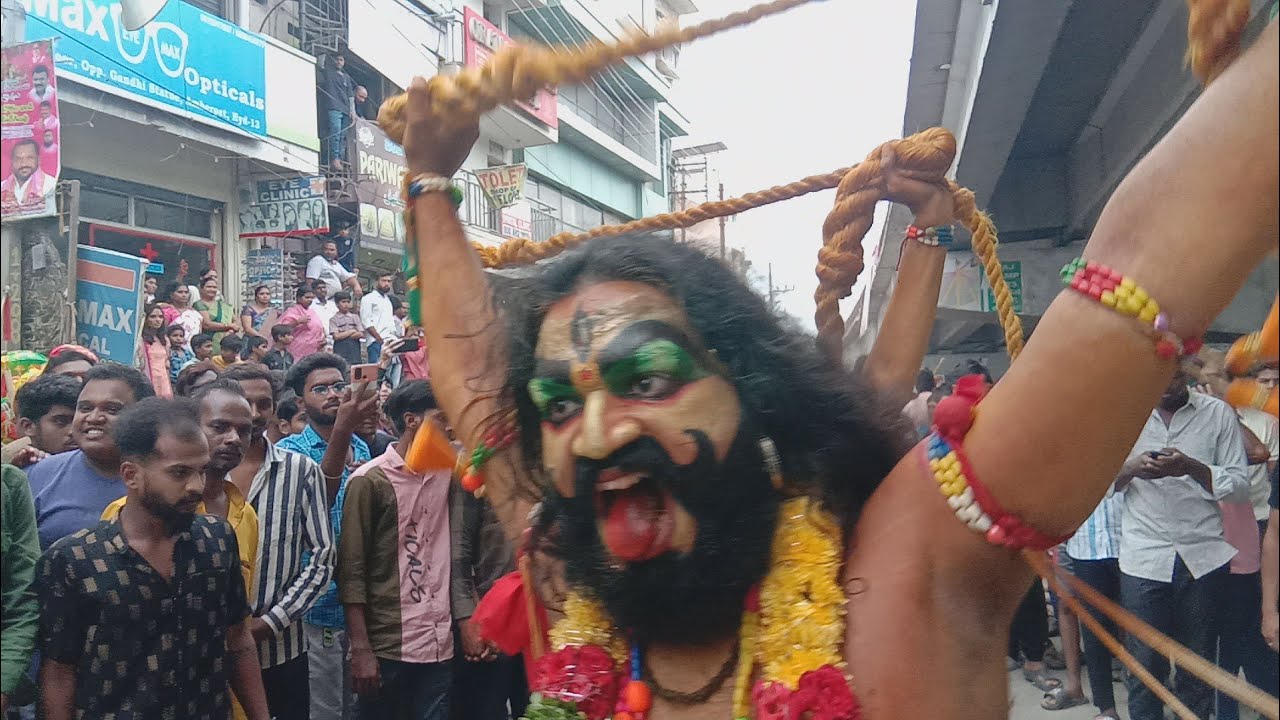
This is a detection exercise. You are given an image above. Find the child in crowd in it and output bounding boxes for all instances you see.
[262,325,295,372]
[212,334,243,371]
[190,333,215,363]
[328,291,363,365]
[244,335,270,365]
[269,396,307,444]
[167,325,195,383]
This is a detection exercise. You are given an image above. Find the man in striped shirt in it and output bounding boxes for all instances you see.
[222,365,335,720]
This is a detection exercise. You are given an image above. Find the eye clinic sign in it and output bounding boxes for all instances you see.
[22,0,271,138]
[236,175,329,238]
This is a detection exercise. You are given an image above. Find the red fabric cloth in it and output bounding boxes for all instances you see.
[472,564,549,685]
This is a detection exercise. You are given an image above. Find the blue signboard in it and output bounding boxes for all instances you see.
[23,0,269,137]
[76,245,146,362]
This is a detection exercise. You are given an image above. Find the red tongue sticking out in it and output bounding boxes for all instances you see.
[602,487,665,562]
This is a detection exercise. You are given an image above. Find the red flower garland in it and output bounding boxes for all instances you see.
[751,665,862,720]
[532,645,621,720]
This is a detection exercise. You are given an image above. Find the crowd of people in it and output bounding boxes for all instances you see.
[907,359,1280,720]
[0,243,524,720]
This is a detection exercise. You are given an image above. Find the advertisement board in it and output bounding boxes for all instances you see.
[462,7,557,129]
[353,118,406,252]
[1,39,60,220]
[24,0,275,139]
[75,244,146,362]
[980,260,1024,314]
[237,176,329,237]
[475,163,526,208]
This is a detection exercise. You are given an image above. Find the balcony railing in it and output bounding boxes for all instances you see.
[458,174,501,234]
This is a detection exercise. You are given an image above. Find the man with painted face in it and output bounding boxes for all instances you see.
[395,22,1280,720]
[36,398,270,720]
[220,364,334,720]
[26,363,154,551]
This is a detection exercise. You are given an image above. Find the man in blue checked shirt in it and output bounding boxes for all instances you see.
[277,353,377,720]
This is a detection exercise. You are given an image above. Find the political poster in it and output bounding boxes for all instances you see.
[475,163,527,209]
[237,176,329,237]
[75,245,146,362]
[1,39,60,220]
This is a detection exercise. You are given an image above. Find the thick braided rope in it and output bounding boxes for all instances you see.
[474,169,850,269]
[1026,552,1279,717]
[378,0,823,143]
[812,127,1025,363]
[1186,0,1251,84]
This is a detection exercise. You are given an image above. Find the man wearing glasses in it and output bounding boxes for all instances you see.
[277,353,378,720]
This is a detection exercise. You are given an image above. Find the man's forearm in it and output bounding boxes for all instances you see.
[319,432,353,503]
[228,620,270,720]
[1263,511,1279,613]
[861,238,946,407]
[344,604,373,653]
[39,660,76,720]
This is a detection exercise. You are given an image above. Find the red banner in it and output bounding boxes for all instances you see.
[1,39,60,220]
[463,8,558,129]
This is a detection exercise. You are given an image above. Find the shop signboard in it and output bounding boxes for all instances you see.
[980,260,1023,314]
[23,0,272,139]
[500,202,532,240]
[237,176,329,237]
[75,244,146,362]
[353,118,406,253]
[2,39,61,220]
[245,247,285,308]
[463,7,557,129]
[475,163,527,209]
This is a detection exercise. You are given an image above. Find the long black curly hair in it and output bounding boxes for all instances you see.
[486,233,909,530]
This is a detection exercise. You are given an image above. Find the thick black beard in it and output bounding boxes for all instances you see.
[139,489,200,535]
[550,429,779,645]
[307,408,338,427]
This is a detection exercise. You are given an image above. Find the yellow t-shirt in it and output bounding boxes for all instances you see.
[102,481,259,720]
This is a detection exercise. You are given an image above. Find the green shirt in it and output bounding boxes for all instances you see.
[194,298,237,347]
[1,464,41,695]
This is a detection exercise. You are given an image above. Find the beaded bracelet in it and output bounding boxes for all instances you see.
[457,417,518,496]
[924,376,1072,551]
[405,173,465,205]
[1060,258,1203,360]
[906,224,954,247]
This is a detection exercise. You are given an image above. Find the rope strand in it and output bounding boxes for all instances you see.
[378,0,826,143]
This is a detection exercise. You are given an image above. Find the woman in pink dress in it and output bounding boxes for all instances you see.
[137,304,174,398]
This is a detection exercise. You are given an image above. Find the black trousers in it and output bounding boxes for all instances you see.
[452,652,529,720]
[1070,556,1123,713]
[262,653,310,720]
[1009,577,1049,663]
[1122,557,1227,720]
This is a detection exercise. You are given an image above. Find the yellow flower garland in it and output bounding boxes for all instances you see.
[551,496,848,717]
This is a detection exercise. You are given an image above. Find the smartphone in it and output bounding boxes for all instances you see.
[393,337,420,353]
[350,363,380,385]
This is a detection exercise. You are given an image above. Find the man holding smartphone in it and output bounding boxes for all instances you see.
[1114,369,1249,720]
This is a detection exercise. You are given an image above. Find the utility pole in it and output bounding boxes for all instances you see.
[679,171,688,244]
[717,182,725,259]
[767,263,794,311]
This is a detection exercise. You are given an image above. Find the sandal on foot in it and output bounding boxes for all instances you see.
[1023,668,1062,692]
[1040,687,1088,711]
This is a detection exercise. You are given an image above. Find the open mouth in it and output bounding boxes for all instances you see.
[80,427,106,441]
[594,468,676,563]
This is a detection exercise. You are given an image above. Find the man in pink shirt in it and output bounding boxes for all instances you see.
[339,380,453,719]
[279,286,327,359]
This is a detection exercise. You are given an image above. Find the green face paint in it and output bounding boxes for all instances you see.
[602,339,708,398]
[528,377,582,423]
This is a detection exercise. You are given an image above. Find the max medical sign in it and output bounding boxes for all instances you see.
[23,0,271,138]
[75,244,146,362]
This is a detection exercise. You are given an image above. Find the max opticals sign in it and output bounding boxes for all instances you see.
[463,8,557,129]
[23,0,270,137]
[75,245,146,361]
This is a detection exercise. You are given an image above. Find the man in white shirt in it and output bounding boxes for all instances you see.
[1244,367,1280,533]
[1115,369,1248,720]
[359,273,397,363]
[1,140,48,209]
[310,280,338,352]
[305,240,360,298]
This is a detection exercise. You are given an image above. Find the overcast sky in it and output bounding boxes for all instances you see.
[669,0,917,328]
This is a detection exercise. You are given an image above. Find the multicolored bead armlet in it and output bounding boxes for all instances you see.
[906,224,954,247]
[924,376,1072,552]
[457,417,518,497]
[405,172,465,205]
[1060,258,1203,360]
